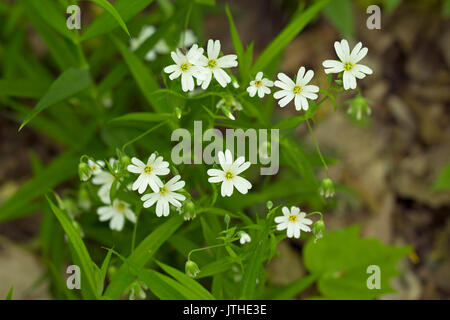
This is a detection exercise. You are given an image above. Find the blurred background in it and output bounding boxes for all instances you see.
[0,0,449,299]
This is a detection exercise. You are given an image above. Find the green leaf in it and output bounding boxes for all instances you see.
[251,0,329,73]
[108,112,174,125]
[273,114,308,129]
[264,274,317,300]
[225,5,246,78]
[104,215,184,299]
[432,163,450,191]
[83,0,130,37]
[5,286,13,300]
[323,0,354,39]
[110,35,165,113]
[19,68,91,131]
[156,261,215,300]
[239,225,269,299]
[196,257,235,279]
[81,0,154,41]
[0,152,78,222]
[138,269,187,300]
[303,226,411,299]
[0,79,49,98]
[46,196,98,299]
[28,0,75,41]
[96,248,114,296]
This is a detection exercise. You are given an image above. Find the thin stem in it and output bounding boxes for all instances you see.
[131,207,142,252]
[306,118,328,176]
[306,211,323,220]
[122,120,169,152]
[188,243,227,261]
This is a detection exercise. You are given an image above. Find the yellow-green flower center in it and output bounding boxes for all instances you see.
[293,85,302,94]
[344,62,354,71]
[144,166,153,174]
[159,187,168,196]
[116,202,126,212]
[254,80,262,87]
[180,63,190,72]
[224,170,233,180]
[288,215,298,223]
[207,59,217,69]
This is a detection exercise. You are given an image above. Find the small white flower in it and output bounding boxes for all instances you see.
[127,154,170,194]
[247,72,273,98]
[207,149,252,197]
[274,206,313,239]
[164,44,206,92]
[179,29,197,48]
[130,25,170,61]
[97,199,136,231]
[194,39,237,89]
[141,175,186,217]
[274,67,319,111]
[322,39,373,90]
[239,232,251,244]
[88,159,105,175]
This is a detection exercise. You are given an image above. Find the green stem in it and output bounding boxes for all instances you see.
[122,120,169,152]
[131,207,142,252]
[306,118,328,176]
[306,211,323,220]
[188,243,227,261]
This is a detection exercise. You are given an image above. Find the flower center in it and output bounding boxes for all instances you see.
[180,62,190,72]
[344,62,354,71]
[293,85,302,94]
[254,80,262,87]
[159,187,168,196]
[224,170,233,180]
[288,215,298,223]
[116,202,126,213]
[144,166,153,174]
[207,59,217,69]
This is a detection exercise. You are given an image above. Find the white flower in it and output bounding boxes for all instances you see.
[88,159,105,175]
[274,206,313,239]
[97,199,136,231]
[92,170,115,204]
[239,232,251,244]
[274,67,319,111]
[127,154,170,194]
[207,149,252,197]
[194,39,238,89]
[179,29,197,48]
[247,72,273,98]
[322,39,373,90]
[164,44,206,92]
[141,175,186,217]
[130,25,170,61]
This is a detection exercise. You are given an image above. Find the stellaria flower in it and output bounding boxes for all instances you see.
[247,72,273,98]
[207,149,252,197]
[274,206,313,239]
[322,39,373,90]
[127,154,170,194]
[97,199,136,231]
[274,67,319,111]
[141,175,186,217]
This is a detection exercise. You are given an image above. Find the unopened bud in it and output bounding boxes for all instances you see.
[185,260,200,278]
[78,162,92,181]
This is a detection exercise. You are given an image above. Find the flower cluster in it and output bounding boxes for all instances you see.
[163,38,372,113]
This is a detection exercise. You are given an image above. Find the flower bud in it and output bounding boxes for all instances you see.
[312,219,325,243]
[346,94,372,122]
[185,260,200,278]
[319,178,335,198]
[224,214,231,226]
[120,155,131,168]
[266,200,273,210]
[78,162,92,181]
[175,107,182,119]
[183,200,196,221]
